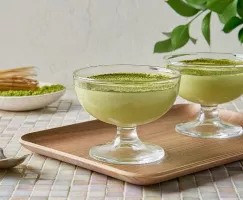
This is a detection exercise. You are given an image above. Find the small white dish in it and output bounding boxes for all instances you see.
[0,82,66,111]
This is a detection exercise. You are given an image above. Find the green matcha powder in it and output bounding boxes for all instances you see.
[169,58,243,76]
[0,84,65,96]
[82,73,177,93]
[89,73,172,81]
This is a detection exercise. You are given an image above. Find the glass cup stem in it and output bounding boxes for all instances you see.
[198,105,220,123]
[113,127,145,149]
[176,105,243,138]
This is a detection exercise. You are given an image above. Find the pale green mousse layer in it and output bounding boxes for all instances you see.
[167,58,243,105]
[75,73,179,127]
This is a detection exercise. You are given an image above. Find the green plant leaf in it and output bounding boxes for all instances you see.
[163,31,197,44]
[154,39,173,53]
[202,12,212,45]
[238,28,243,43]
[218,14,225,23]
[171,25,190,49]
[162,32,172,37]
[218,0,237,24]
[186,0,206,3]
[185,0,206,9]
[167,0,199,17]
[207,0,234,14]
[238,0,243,18]
[223,16,243,33]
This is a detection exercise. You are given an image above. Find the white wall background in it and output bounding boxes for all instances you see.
[0,0,242,88]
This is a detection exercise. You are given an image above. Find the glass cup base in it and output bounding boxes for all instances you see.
[176,120,243,139]
[89,143,165,165]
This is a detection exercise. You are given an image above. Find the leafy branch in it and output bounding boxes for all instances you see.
[154,0,243,53]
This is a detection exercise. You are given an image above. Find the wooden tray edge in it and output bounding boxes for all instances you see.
[19,136,243,185]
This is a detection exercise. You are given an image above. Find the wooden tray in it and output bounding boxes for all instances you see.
[20,104,243,185]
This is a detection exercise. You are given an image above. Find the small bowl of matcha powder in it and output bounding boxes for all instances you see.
[0,83,66,111]
[0,84,65,96]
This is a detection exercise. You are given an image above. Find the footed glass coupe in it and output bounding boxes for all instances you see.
[165,53,243,139]
[73,64,180,164]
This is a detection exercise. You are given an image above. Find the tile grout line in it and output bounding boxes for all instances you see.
[66,166,77,199]
[223,165,241,200]
[208,169,222,200]
[237,160,243,200]
[159,182,162,200]
[47,159,62,200]
[178,179,183,200]
[193,174,203,200]
[123,182,127,200]
[103,173,108,200]
[85,171,93,200]
[232,101,240,112]
[142,184,145,200]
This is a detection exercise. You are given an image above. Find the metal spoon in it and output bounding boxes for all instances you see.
[0,148,29,168]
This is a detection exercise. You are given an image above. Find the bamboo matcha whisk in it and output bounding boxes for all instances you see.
[0,66,38,91]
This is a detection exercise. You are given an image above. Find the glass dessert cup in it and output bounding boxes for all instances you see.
[165,52,243,139]
[73,64,180,164]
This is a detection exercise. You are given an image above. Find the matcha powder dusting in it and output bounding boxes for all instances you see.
[0,84,65,96]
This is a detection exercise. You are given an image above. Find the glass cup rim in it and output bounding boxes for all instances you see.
[73,64,181,84]
[164,52,243,67]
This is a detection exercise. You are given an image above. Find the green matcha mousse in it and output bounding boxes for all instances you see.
[168,58,243,105]
[0,85,65,96]
[75,73,179,127]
